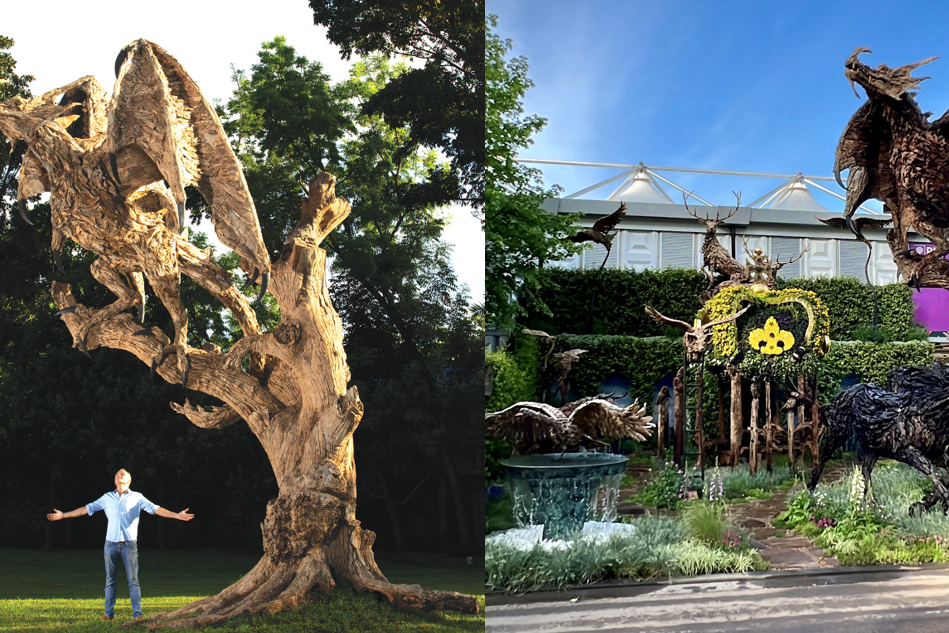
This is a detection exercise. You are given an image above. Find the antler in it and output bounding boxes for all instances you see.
[644,305,693,331]
[771,242,811,270]
[697,304,751,330]
[684,190,741,225]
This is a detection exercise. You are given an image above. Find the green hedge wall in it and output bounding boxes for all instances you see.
[774,277,915,340]
[522,268,707,337]
[524,269,919,341]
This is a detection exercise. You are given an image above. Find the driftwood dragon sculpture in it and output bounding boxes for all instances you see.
[834,47,949,287]
[3,40,478,625]
[799,365,949,515]
[0,39,271,385]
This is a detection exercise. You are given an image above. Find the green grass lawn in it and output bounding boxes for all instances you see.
[0,548,484,632]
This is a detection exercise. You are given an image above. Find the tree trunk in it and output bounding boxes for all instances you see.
[729,367,743,466]
[50,173,477,628]
[673,369,685,466]
[749,382,759,476]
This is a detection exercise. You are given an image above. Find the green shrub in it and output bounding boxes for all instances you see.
[631,461,693,509]
[525,269,919,342]
[721,464,792,500]
[484,514,766,592]
[681,500,729,546]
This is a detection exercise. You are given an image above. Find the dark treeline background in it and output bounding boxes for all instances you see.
[0,2,484,555]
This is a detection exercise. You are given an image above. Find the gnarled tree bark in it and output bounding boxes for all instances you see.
[51,173,477,629]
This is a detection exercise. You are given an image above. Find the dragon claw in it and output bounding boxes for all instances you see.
[55,305,79,317]
[177,202,186,235]
[253,273,270,303]
[17,199,33,226]
[109,152,121,184]
[76,336,92,359]
[133,328,155,337]
[135,304,145,326]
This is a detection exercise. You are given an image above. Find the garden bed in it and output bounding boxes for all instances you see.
[486,455,949,593]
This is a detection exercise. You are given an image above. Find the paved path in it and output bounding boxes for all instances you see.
[618,462,854,570]
[486,566,949,633]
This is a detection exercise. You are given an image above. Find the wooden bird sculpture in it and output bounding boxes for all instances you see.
[486,396,654,455]
[568,202,627,269]
[551,348,587,403]
[0,40,273,385]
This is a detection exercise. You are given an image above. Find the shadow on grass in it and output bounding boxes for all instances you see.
[0,548,484,632]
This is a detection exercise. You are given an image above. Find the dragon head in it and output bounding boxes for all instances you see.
[845,47,937,101]
[0,75,107,145]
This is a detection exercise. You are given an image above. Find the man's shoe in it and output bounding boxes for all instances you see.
[101,615,114,621]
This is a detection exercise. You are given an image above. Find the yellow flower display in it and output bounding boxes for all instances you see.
[703,285,830,360]
[749,317,795,355]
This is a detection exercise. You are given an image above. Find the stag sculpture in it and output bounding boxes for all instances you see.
[685,193,746,302]
[645,304,750,362]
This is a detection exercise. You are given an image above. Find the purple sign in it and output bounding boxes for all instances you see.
[909,242,949,333]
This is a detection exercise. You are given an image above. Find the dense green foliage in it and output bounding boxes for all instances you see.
[525,268,919,341]
[485,16,583,329]
[310,0,484,217]
[631,461,793,509]
[775,277,917,340]
[485,512,765,592]
[775,463,949,566]
[818,340,933,391]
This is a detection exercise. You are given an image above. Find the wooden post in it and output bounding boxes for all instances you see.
[787,409,796,470]
[765,377,774,473]
[811,376,821,470]
[749,380,760,475]
[656,385,670,458]
[729,366,743,466]
[695,367,705,469]
[792,373,805,470]
[674,369,685,467]
[716,374,726,441]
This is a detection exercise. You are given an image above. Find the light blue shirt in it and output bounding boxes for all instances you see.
[86,490,159,542]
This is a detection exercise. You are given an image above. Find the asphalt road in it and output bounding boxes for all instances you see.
[486,568,949,632]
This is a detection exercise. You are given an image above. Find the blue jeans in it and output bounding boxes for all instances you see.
[103,541,142,618]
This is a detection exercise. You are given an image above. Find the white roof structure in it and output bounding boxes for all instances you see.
[517,159,879,215]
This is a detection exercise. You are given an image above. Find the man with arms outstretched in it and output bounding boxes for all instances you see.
[47,468,194,622]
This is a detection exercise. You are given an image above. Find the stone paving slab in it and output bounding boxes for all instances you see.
[758,548,820,567]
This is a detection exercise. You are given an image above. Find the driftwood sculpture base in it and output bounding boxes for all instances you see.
[51,174,477,629]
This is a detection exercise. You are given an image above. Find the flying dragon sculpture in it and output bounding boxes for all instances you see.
[834,47,949,287]
[0,39,272,385]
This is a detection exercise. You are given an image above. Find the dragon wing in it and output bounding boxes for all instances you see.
[834,100,895,204]
[109,40,271,285]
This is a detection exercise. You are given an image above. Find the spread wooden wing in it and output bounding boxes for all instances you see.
[109,39,271,279]
[485,402,570,455]
[564,397,654,443]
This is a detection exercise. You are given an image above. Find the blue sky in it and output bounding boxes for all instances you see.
[487,1,949,211]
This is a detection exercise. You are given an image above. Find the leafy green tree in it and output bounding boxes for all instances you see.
[486,15,582,330]
[310,0,484,219]
[218,40,479,550]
